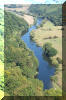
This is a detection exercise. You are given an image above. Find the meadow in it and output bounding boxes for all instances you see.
[30,19,62,91]
[31,19,62,58]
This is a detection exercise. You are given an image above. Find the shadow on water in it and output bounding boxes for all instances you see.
[42,52,53,67]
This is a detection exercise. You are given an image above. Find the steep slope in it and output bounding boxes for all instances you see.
[4,11,44,96]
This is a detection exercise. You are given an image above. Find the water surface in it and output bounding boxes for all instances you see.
[22,18,55,89]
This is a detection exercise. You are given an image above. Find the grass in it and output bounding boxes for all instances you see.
[30,19,62,92]
[5,5,34,25]
[31,19,62,58]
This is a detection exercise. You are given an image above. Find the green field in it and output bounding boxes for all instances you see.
[31,19,62,58]
[30,19,62,92]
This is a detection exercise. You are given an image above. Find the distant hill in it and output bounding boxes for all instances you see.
[29,4,62,26]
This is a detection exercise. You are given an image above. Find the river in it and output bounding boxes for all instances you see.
[22,18,55,90]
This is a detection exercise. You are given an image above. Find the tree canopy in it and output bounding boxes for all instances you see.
[43,43,57,57]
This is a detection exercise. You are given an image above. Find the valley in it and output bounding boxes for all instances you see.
[3,4,63,96]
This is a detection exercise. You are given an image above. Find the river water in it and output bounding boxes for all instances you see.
[22,18,55,90]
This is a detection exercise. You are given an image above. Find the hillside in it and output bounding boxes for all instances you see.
[5,4,34,25]
[4,11,44,96]
[29,4,62,26]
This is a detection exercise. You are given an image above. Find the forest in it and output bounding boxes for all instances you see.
[29,4,62,26]
[4,11,44,96]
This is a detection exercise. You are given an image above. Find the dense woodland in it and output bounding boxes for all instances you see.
[29,4,62,26]
[4,11,44,96]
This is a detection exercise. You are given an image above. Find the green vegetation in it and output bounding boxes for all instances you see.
[44,88,62,96]
[43,43,60,68]
[29,4,62,26]
[43,43,57,57]
[4,11,44,96]
[30,15,62,95]
[56,57,62,64]
[4,4,63,96]
[0,9,4,36]
[0,8,4,99]
[5,11,29,37]
[4,10,62,96]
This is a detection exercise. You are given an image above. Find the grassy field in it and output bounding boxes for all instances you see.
[31,19,62,58]
[5,4,31,13]
[30,19,62,91]
[16,14,34,25]
[5,5,34,25]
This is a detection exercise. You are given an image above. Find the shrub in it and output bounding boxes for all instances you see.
[51,58,59,67]
[56,57,62,64]
[43,43,57,57]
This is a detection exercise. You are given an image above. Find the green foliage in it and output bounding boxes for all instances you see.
[0,9,4,36]
[50,58,59,67]
[43,43,57,57]
[4,10,61,96]
[4,11,44,96]
[0,9,4,99]
[4,11,29,38]
[5,67,43,96]
[44,88,62,96]
[29,4,62,26]
[0,8,4,92]
[56,57,62,64]
[0,69,4,91]
[0,36,4,62]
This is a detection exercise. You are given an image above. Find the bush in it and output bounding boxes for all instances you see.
[56,57,62,64]
[44,88,62,96]
[50,58,59,67]
[43,43,57,57]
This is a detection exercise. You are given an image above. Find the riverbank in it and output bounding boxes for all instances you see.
[5,5,34,26]
[4,11,45,96]
[22,18,57,91]
[15,14,34,25]
[30,18,62,93]
[4,5,62,96]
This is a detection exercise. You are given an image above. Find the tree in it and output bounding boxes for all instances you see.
[43,43,57,57]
